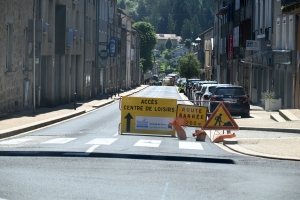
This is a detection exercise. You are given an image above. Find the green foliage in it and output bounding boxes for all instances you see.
[165,38,173,49]
[178,53,201,79]
[164,52,172,60]
[184,39,191,49]
[180,19,193,41]
[132,21,157,73]
[117,0,214,37]
[178,87,184,93]
[261,91,277,102]
[158,42,165,54]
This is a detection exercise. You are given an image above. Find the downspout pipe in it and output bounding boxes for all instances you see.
[96,0,99,95]
[83,0,86,99]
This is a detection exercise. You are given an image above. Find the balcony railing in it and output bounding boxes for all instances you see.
[281,0,300,13]
[282,0,300,6]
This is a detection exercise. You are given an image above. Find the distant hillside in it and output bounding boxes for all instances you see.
[117,0,214,41]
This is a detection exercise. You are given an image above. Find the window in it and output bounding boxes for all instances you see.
[6,23,13,72]
[259,0,263,33]
[289,15,294,50]
[282,17,286,50]
[276,18,280,49]
[23,28,29,71]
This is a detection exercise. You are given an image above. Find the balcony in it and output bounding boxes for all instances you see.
[281,0,300,14]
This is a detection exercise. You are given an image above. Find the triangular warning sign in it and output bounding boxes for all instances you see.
[203,102,239,130]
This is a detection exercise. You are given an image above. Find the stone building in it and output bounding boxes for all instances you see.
[0,0,141,114]
[0,0,33,113]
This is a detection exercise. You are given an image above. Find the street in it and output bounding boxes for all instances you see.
[1,86,300,200]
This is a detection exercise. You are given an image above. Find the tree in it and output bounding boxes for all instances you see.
[132,21,157,73]
[178,53,201,79]
[164,52,172,60]
[184,39,191,50]
[165,38,172,49]
[180,19,193,41]
[191,16,201,40]
[158,42,165,54]
[167,14,176,34]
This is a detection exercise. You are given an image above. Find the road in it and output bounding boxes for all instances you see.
[1,86,300,200]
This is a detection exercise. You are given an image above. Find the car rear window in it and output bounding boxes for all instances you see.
[200,86,207,93]
[208,86,216,93]
[215,88,246,95]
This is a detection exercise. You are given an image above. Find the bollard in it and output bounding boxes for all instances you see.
[74,92,77,110]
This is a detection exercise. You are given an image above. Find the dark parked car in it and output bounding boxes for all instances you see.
[208,85,250,118]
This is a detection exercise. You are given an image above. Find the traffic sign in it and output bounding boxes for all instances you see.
[120,96,177,136]
[176,105,207,127]
[99,50,108,59]
[202,102,239,130]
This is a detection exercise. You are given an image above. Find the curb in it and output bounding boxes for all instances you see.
[0,86,149,139]
[0,110,85,139]
[223,143,300,161]
[238,126,300,133]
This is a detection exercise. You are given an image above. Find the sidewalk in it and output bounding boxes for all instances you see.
[1,85,300,161]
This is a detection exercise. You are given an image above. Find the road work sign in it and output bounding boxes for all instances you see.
[120,96,177,136]
[176,105,207,127]
[202,102,239,130]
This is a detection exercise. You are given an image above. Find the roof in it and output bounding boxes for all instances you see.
[216,6,228,15]
[156,34,182,41]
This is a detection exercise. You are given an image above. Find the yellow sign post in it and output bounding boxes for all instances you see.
[176,105,207,127]
[120,96,177,136]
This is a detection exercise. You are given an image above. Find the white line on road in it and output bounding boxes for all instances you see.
[113,132,119,136]
[86,138,118,145]
[134,140,162,147]
[0,138,32,145]
[42,138,76,144]
[179,141,204,150]
[85,145,100,153]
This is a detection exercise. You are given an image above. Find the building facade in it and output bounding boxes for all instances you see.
[0,0,141,114]
[213,0,299,109]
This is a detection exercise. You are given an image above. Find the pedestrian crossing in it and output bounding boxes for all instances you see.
[0,136,206,151]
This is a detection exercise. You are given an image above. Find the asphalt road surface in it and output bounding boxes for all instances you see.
[1,86,300,200]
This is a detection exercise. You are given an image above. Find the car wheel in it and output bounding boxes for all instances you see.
[241,113,250,118]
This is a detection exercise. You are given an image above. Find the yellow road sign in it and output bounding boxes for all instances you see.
[120,96,177,136]
[176,105,207,127]
[203,102,239,130]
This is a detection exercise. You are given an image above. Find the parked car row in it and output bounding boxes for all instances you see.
[182,81,250,118]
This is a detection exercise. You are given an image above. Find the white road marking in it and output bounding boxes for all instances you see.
[86,138,118,145]
[42,138,76,144]
[0,138,32,144]
[134,139,161,147]
[113,132,119,136]
[179,141,204,150]
[85,145,100,153]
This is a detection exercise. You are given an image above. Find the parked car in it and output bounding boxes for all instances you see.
[200,84,231,107]
[184,79,200,98]
[193,81,218,105]
[208,85,250,118]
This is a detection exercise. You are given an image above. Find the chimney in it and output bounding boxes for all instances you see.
[125,5,130,15]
